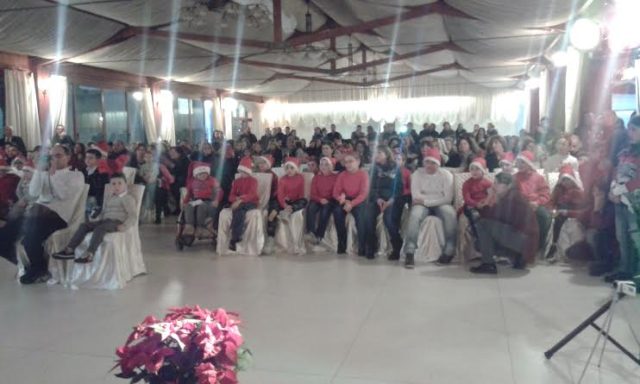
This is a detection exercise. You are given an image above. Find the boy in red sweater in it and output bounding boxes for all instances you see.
[227,157,259,251]
[306,157,338,244]
[256,154,278,206]
[180,163,222,245]
[515,150,552,245]
[332,153,370,254]
[545,164,587,260]
[264,157,308,254]
[462,158,493,248]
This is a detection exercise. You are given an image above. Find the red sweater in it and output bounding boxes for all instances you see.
[514,170,550,207]
[333,169,369,207]
[229,176,259,205]
[277,173,305,208]
[400,166,411,196]
[462,177,492,207]
[310,172,338,203]
[551,184,587,219]
[184,177,221,204]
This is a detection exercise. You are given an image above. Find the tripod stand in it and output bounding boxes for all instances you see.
[544,290,639,383]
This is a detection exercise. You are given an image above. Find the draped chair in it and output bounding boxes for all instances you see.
[274,172,313,255]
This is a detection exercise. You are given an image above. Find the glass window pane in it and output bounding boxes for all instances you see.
[65,83,74,139]
[104,89,127,143]
[174,97,191,144]
[127,92,146,145]
[75,85,104,144]
[191,99,205,145]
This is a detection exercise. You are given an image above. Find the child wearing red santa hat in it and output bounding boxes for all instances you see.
[179,162,223,246]
[227,156,259,251]
[462,157,494,249]
[306,157,338,245]
[263,157,308,254]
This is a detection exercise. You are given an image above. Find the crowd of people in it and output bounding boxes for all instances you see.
[0,111,638,285]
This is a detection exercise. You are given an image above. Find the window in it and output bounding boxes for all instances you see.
[127,91,146,145]
[104,89,128,142]
[75,85,104,143]
[173,97,208,144]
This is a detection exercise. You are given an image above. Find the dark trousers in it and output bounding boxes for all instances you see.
[536,206,552,245]
[463,205,480,240]
[22,204,67,276]
[477,218,526,265]
[333,203,366,254]
[383,195,408,255]
[155,188,169,222]
[306,200,335,239]
[67,219,122,254]
[551,215,568,244]
[230,203,257,244]
[0,215,24,265]
[266,198,308,237]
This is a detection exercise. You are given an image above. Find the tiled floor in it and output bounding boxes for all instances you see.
[1,223,639,384]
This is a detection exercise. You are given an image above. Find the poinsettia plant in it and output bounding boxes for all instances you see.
[113,306,251,384]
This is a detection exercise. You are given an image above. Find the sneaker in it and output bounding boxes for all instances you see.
[436,254,453,265]
[404,253,415,269]
[470,263,498,274]
[388,250,400,261]
[229,241,237,252]
[52,248,75,260]
[545,244,557,260]
[512,254,526,270]
[20,271,50,285]
[604,271,632,283]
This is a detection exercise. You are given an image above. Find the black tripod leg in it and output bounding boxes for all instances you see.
[544,300,613,359]
[589,323,640,365]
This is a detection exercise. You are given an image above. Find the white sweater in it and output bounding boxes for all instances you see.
[29,167,85,223]
[411,167,454,207]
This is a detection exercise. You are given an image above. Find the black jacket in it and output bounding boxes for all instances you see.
[369,162,402,202]
[84,169,109,206]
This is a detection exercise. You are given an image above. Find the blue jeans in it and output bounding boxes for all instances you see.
[614,203,640,276]
[404,204,457,256]
[230,203,257,244]
[383,195,408,254]
[306,200,335,239]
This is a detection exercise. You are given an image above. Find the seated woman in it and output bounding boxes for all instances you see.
[180,163,222,245]
[545,164,587,261]
[332,153,369,254]
[264,157,307,254]
[485,135,507,172]
[227,157,259,251]
[306,157,338,245]
[365,145,403,259]
[544,136,579,173]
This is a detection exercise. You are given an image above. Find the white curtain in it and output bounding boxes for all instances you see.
[213,97,224,135]
[262,90,527,138]
[242,101,264,136]
[141,87,157,143]
[539,68,548,119]
[158,91,176,145]
[565,47,585,133]
[48,75,68,132]
[4,69,41,150]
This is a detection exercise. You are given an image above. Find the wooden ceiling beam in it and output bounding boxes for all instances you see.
[145,29,274,50]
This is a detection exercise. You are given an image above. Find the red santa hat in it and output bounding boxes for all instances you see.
[499,151,515,165]
[320,156,336,170]
[256,154,273,168]
[559,164,583,190]
[92,141,109,157]
[192,162,211,177]
[423,148,441,165]
[469,157,487,173]
[284,156,300,172]
[516,150,536,170]
[237,156,253,175]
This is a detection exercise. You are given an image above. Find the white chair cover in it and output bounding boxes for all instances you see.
[556,218,586,261]
[344,213,392,257]
[404,216,446,263]
[16,185,89,278]
[217,173,272,256]
[48,185,146,290]
[123,166,137,185]
[547,172,559,191]
[274,172,314,255]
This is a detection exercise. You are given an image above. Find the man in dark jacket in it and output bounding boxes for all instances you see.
[470,172,539,274]
[0,126,27,155]
[83,149,110,218]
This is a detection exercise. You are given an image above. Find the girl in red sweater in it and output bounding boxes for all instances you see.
[462,158,493,248]
[332,153,370,254]
[227,157,259,251]
[545,164,587,260]
[264,157,308,254]
[306,157,338,244]
[180,163,222,245]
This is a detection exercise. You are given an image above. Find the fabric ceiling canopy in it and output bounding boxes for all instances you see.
[0,0,594,99]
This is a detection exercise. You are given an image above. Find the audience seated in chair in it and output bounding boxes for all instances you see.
[306,157,338,246]
[461,158,493,251]
[0,144,85,284]
[179,163,221,246]
[514,150,552,248]
[332,153,369,255]
[227,157,260,252]
[83,149,109,219]
[404,148,456,269]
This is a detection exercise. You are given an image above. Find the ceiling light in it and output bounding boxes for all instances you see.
[132,91,143,101]
[622,67,637,80]
[204,99,214,109]
[569,18,600,51]
[550,51,569,67]
[222,97,238,110]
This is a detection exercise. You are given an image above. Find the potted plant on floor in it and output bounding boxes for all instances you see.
[113,305,251,384]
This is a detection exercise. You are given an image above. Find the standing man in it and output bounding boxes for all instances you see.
[326,124,342,143]
[403,148,456,269]
[51,124,75,147]
[0,125,27,155]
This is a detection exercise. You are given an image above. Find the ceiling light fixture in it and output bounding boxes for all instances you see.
[550,51,569,67]
[569,18,601,51]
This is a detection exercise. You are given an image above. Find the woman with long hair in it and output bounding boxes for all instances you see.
[485,135,507,172]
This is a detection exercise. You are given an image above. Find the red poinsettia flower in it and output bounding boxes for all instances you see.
[194,362,218,384]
